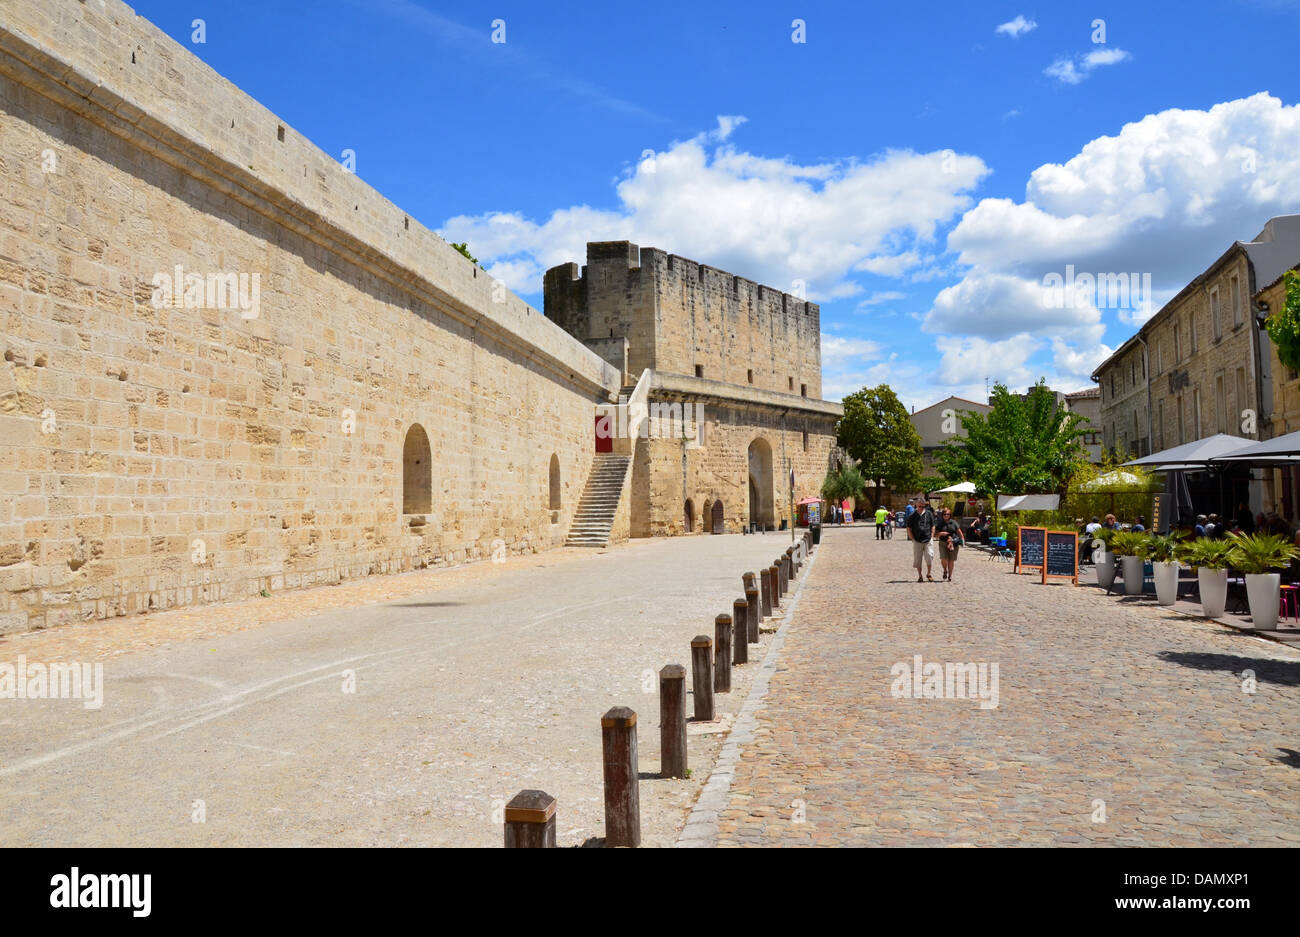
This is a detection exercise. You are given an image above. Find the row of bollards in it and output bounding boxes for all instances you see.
[504,529,817,846]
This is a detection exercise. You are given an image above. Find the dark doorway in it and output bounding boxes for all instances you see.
[684,499,694,533]
[711,499,724,534]
[402,423,432,514]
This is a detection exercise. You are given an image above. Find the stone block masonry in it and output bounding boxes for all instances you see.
[0,0,623,632]
[546,242,823,399]
[546,243,843,537]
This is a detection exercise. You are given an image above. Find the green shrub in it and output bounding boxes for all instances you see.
[1178,538,1234,570]
[1226,532,1299,574]
[1110,531,1148,557]
[1145,533,1178,563]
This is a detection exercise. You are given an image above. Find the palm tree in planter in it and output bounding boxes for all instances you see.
[1146,533,1180,606]
[1110,531,1149,596]
[1225,533,1299,630]
[1177,538,1235,618]
[1092,527,1118,590]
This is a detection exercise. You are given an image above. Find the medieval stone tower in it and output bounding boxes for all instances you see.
[545,243,841,536]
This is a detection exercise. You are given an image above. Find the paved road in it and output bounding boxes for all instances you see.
[714,526,1300,846]
[0,532,798,847]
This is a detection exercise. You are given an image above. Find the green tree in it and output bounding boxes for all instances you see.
[937,379,1089,496]
[821,463,866,509]
[1265,270,1300,373]
[836,385,923,507]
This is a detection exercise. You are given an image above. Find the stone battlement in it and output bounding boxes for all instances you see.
[551,241,819,320]
[545,242,823,399]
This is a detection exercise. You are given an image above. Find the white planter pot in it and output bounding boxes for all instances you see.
[1095,550,1116,590]
[1245,573,1281,630]
[1197,567,1228,618]
[1153,560,1179,606]
[1121,555,1144,595]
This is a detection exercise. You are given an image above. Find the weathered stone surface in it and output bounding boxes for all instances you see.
[0,0,623,630]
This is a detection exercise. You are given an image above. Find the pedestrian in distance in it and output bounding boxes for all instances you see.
[874,504,889,540]
[906,496,936,582]
[934,506,964,582]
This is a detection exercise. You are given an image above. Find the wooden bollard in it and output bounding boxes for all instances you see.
[504,789,557,848]
[760,572,772,617]
[601,706,640,847]
[659,665,687,779]
[742,570,756,596]
[732,599,748,665]
[691,635,715,721]
[745,586,760,643]
[768,566,781,608]
[714,614,732,693]
[777,556,787,596]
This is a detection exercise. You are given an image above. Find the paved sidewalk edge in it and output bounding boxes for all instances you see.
[675,540,821,848]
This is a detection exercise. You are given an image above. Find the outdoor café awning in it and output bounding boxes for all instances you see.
[1122,433,1257,472]
[1208,429,1300,465]
[933,481,977,494]
[996,494,1060,511]
[1077,470,1148,491]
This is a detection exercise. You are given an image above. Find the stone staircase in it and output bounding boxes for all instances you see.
[565,453,631,547]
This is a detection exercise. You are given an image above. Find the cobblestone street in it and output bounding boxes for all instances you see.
[712,526,1300,846]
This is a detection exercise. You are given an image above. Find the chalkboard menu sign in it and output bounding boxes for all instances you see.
[1017,526,1045,572]
[1044,530,1079,585]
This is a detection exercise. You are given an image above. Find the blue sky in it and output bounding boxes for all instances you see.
[131,0,1300,408]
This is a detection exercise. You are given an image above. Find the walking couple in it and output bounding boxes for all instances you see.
[905,497,963,582]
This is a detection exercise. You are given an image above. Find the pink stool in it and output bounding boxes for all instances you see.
[1280,584,1298,624]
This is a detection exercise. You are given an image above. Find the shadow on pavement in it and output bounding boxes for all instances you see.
[1275,748,1300,769]
[1157,650,1300,687]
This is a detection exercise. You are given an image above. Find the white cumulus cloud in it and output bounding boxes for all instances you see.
[1045,47,1131,84]
[948,93,1300,285]
[930,92,1300,391]
[996,15,1037,38]
[441,116,989,300]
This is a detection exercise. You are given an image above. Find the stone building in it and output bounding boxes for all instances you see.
[0,0,839,633]
[545,242,842,536]
[1092,215,1300,460]
[1063,387,1103,462]
[909,396,991,475]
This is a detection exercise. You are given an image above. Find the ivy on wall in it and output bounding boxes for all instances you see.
[1265,270,1300,375]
